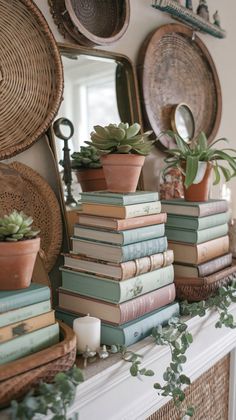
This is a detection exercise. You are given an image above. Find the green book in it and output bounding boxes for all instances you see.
[166,212,229,231]
[79,191,159,205]
[60,264,174,303]
[0,323,59,365]
[166,223,228,244]
[0,300,51,328]
[0,284,51,313]
[161,199,228,217]
[56,303,179,347]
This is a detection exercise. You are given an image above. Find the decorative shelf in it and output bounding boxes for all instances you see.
[152,0,226,39]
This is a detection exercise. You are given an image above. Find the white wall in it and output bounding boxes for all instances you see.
[35,0,236,209]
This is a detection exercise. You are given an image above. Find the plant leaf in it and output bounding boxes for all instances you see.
[184,156,199,188]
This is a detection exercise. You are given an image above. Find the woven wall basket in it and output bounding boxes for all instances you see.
[0,0,63,159]
[49,0,130,46]
[137,23,222,150]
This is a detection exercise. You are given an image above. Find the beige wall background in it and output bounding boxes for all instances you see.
[35,0,236,212]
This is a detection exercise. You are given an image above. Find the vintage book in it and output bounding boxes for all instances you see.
[174,253,232,278]
[175,263,236,286]
[161,199,228,217]
[76,212,167,231]
[72,236,168,263]
[0,310,55,343]
[73,223,165,245]
[56,302,180,347]
[63,250,174,280]
[58,283,176,325]
[166,212,229,231]
[169,235,229,264]
[165,223,228,244]
[0,300,51,328]
[0,284,51,314]
[79,201,161,219]
[80,191,159,205]
[60,264,174,303]
[0,323,59,365]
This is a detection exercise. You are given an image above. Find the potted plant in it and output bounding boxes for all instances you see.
[162,131,236,201]
[0,210,40,290]
[86,123,153,192]
[71,145,107,192]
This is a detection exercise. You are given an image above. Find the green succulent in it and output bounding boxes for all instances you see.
[86,122,154,155]
[71,145,102,169]
[162,130,236,189]
[0,210,40,242]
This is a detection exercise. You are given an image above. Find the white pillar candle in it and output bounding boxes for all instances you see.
[73,314,101,352]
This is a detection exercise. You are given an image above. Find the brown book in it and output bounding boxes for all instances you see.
[174,253,232,278]
[79,201,161,219]
[63,250,174,281]
[76,213,167,231]
[175,263,236,286]
[169,235,229,265]
[58,283,176,325]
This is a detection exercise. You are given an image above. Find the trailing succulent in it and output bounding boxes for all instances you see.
[86,122,154,155]
[162,131,236,189]
[0,210,40,242]
[71,145,102,169]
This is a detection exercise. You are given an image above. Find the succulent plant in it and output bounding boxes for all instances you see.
[86,122,154,156]
[71,146,102,169]
[0,210,40,242]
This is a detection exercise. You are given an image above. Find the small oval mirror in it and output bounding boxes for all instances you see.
[171,103,195,142]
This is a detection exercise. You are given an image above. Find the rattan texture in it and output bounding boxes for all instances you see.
[138,24,222,150]
[0,162,63,273]
[147,355,229,420]
[0,323,77,407]
[49,0,130,46]
[0,0,63,159]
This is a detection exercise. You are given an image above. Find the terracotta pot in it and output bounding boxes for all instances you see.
[75,168,107,192]
[183,163,212,202]
[101,154,145,193]
[0,237,40,290]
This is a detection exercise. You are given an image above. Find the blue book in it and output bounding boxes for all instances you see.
[79,191,159,205]
[165,223,228,244]
[0,284,51,314]
[56,303,179,347]
[0,300,51,328]
[166,212,229,231]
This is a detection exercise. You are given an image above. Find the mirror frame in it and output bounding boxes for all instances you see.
[171,103,195,143]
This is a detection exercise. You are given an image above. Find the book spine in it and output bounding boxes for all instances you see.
[0,300,51,328]
[197,236,229,264]
[0,311,55,343]
[117,213,167,231]
[0,323,59,365]
[122,236,168,262]
[121,250,174,280]
[197,223,228,244]
[198,253,232,277]
[122,224,165,245]
[0,287,51,314]
[125,201,161,218]
[199,200,228,217]
[198,212,229,230]
[119,283,176,323]
[80,192,159,205]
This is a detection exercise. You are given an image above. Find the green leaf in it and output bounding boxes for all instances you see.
[186,406,195,417]
[213,163,221,185]
[197,132,208,151]
[126,123,141,138]
[184,156,199,188]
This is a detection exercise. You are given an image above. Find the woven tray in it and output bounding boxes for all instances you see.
[0,0,63,159]
[0,322,76,408]
[0,162,63,272]
[137,23,222,150]
[49,0,130,46]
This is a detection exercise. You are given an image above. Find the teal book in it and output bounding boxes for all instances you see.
[166,212,229,231]
[79,191,159,205]
[161,199,228,217]
[0,284,51,314]
[0,323,59,365]
[72,236,168,263]
[60,264,174,303]
[0,300,51,328]
[73,223,165,245]
[166,223,228,244]
[56,302,179,347]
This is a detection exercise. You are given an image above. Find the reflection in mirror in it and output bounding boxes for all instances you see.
[171,103,195,143]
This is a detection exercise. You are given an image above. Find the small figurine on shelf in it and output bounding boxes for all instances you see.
[186,0,193,11]
[213,10,221,27]
[197,0,209,21]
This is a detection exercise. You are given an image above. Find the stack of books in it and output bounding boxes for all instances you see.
[162,199,233,284]
[0,284,59,365]
[56,191,179,347]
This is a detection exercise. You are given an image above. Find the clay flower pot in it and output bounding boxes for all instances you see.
[183,162,213,202]
[75,168,107,192]
[0,237,40,290]
[101,154,145,193]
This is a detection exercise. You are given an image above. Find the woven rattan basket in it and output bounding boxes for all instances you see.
[0,322,76,408]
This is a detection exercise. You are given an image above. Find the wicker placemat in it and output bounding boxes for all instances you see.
[138,23,222,150]
[0,0,63,159]
[0,162,63,272]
